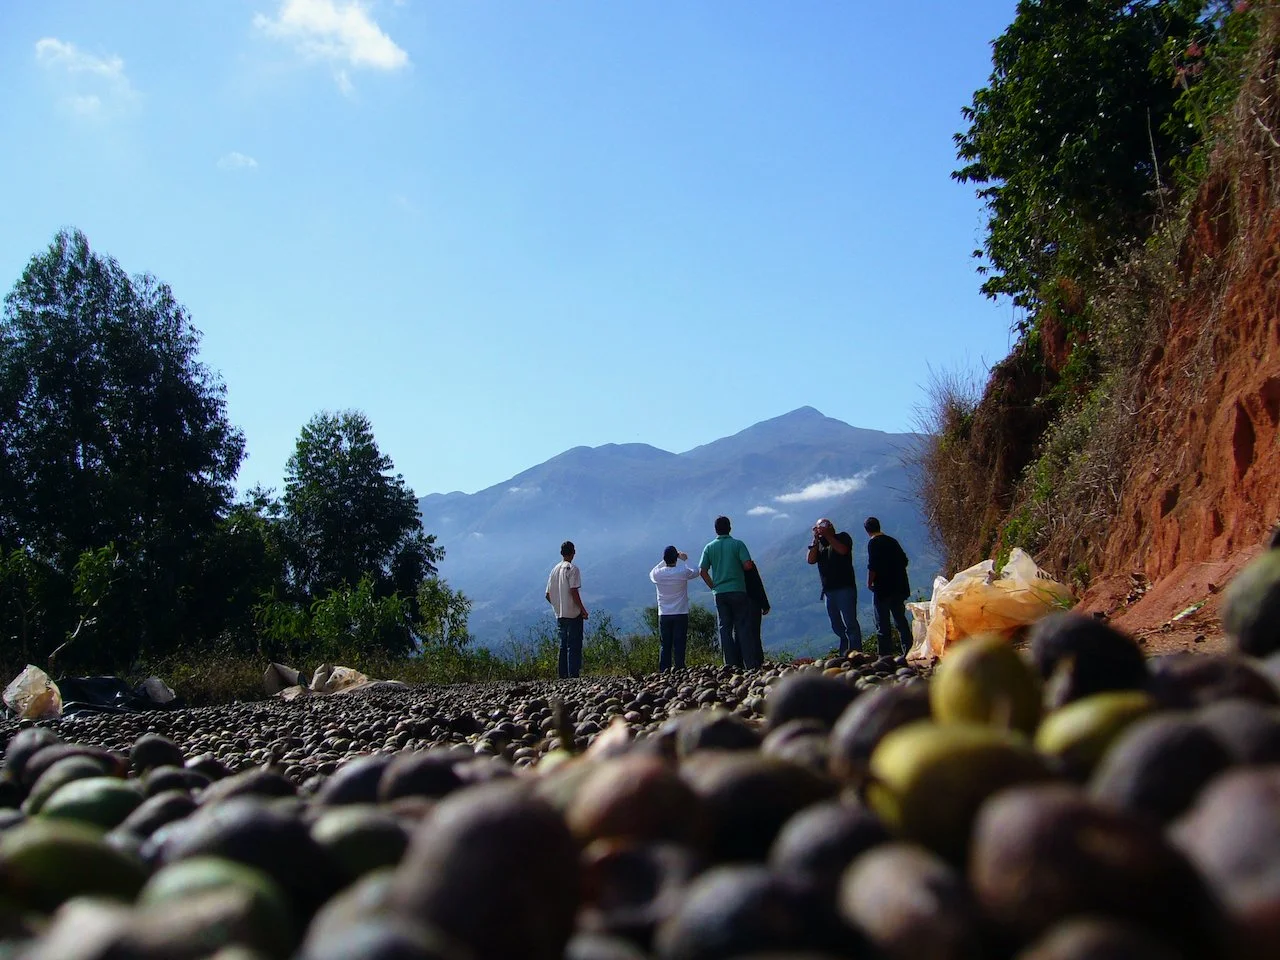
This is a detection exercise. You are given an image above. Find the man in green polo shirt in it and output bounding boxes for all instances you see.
[699,515,756,668]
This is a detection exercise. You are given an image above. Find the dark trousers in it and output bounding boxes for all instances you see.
[658,613,688,671]
[824,585,862,655]
[714,591,751,668]
[557,615,584,678]
[873,593,913,656]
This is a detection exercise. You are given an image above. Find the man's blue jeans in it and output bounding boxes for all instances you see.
[825,585,862,655]
[557,615,584,678]
[714,591,750,668]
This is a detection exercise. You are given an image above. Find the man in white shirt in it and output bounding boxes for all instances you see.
[650,545,702,671]
[545,540,588,678]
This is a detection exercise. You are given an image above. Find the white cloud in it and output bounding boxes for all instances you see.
[507,485,540,495]
[68,94,103,116]
[35,37,138,117]
[36,38,125,79]
[747,505,778,517]
[774,472,873,504]
[254,0,410,89]
[771,512,791,520]
[217,151,259,170]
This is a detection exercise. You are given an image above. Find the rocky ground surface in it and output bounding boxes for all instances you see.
[2,609,1280,960]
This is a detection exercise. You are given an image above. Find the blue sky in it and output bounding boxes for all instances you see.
[1,0,1020,499]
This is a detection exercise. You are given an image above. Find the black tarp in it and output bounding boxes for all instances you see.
[54,676,184,715]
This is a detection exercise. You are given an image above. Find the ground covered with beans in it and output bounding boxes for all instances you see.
[3,612,1280,960]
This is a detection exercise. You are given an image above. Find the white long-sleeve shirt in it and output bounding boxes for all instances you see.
[649,562,701,616]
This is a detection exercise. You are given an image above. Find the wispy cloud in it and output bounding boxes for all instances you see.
[254,0,409,93]
[747,505,778,517]
[67,94,104,116]
[774,472,873,504]
[507,485,540,495]
[217,151,259,171]
[35,38,138,118]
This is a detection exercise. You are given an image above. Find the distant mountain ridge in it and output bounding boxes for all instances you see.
[420,407,937,655]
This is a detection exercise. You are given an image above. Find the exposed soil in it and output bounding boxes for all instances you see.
[1077,548,1264,657]
[1071,77,1280,644]
[1096,203,1280,595]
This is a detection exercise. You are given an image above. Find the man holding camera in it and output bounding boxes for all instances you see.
[806,518,863,656]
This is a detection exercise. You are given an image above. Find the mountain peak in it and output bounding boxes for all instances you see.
[774,406,826,422]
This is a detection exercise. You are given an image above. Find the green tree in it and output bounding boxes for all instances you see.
[187,494,289,654]
[954,0,1204,315]
[0,229,245,663]
[280,410,440,604]
[416,576,472,649]
[1164,0,1264,184]
[309,575,413,659]
[0,548,55,666]
[54,544,131,671]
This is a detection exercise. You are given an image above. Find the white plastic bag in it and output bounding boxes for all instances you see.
[138,676,177,706]
[324,665,369,693]
[311,664,369,694]
[3,664,64,719]
[907,549,1073,663]
[906,600,932,648]
[263,662,302,696]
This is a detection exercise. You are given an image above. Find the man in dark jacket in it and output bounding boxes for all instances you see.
[864,516,912,656]
[744,563,770,669]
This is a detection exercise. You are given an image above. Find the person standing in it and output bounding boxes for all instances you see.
[744,562,770,669]
[806,518,863,655]
[545,540,588,678]
[865,516,913,656]
[699,516,755,668]
[649,545,702,671]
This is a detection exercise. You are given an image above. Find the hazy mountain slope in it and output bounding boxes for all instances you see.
[420,407,937,655]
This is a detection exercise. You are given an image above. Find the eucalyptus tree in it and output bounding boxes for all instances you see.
[0,229,245,664]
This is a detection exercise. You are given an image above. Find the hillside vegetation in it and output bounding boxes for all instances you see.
[922,1,1280,611]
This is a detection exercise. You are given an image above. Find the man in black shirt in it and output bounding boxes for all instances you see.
[744,563,770,669]
[806,518,863,655]
[864,516,912,656]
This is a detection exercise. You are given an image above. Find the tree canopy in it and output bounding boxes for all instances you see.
[0,229,245,665]
[281,410,440,604]
[954,0,1208,315]
[0,232,470,671]
[1,229,245,565]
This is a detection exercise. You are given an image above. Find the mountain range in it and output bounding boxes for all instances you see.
[419,407,938,656]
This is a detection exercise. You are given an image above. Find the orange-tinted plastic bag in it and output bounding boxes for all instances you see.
[3,664,64,719]
[907,549,1073,663]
